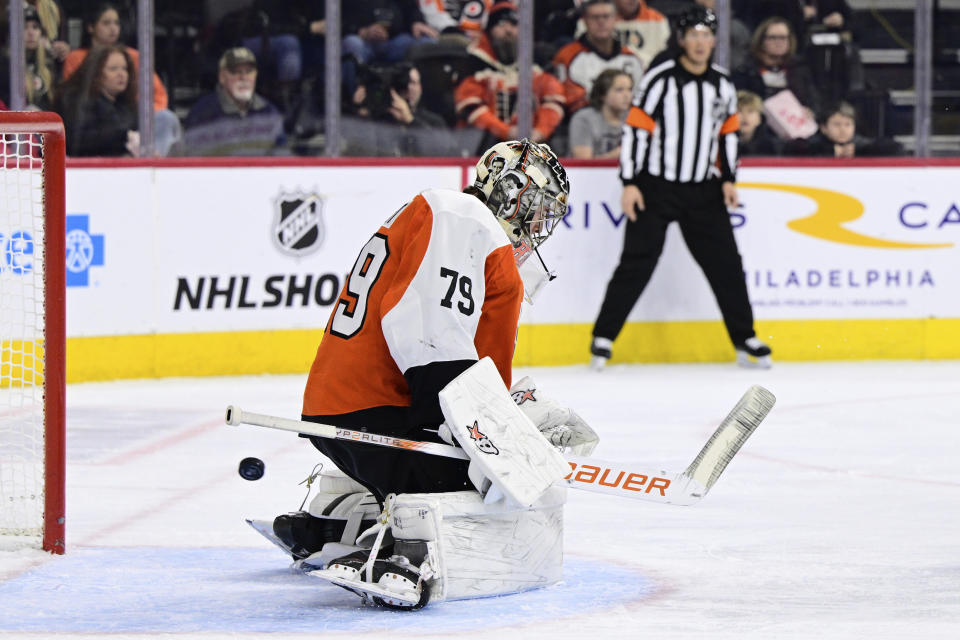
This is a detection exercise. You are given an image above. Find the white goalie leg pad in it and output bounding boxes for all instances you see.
[305,468,370,517]
[390,487,567,603]
[439,357,570,508]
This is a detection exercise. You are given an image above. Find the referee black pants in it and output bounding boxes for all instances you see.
[592,175,756,348]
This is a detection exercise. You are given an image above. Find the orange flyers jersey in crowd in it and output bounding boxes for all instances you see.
[418,0,490,35]
[455,35,566,140]
[552,37,644,113]
[302,188,523,419]
[574,1,670,70]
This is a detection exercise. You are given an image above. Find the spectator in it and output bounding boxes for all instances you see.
[803,0,852,31]
[219,0,316,111]
[56,44,139,157]
[454,2,566,149]
[346,61,451,156]
[569,68,632,158]
[183,47,285,157]
[733,0,805,44]
[736,90,781,156]
[731,16,821,118]
[27,0,70,66]
[553,0,643,114]
[0,7,55,111]
[418,0,490,43]
[61,3,169,112]
[801,0,863,103]
[787,100,902,157]
[539,0,580,48]
[381,62,447,127]
[342,0,439,66]
[575,0,670,70]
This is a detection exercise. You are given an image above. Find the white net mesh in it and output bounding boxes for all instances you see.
[0,132,47,547]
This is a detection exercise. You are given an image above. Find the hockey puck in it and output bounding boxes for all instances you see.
[238,457,265,481]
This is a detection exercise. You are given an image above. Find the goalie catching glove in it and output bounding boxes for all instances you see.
[438,376,599,457]
[509,377,599,456]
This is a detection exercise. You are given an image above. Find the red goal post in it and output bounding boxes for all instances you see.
[0,112,66,554]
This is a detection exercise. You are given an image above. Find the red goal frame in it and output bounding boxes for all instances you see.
[0,112,66,554]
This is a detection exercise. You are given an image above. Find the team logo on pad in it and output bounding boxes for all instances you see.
[467,420,499,455]
[510,388,536,405]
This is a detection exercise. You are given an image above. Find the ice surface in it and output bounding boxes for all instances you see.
[1,361,958,639]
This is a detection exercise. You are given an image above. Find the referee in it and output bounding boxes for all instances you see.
[590,6,772,369]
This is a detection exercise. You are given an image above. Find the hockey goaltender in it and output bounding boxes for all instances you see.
[248,139,599,609]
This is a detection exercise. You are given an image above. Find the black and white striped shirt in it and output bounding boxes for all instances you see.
[619,57,739,185]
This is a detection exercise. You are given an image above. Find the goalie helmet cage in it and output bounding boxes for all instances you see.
[0,112,66,554]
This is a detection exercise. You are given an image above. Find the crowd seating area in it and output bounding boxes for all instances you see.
[2,0,957,157]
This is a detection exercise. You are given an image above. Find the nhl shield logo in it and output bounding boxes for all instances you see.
[273,191,325,256]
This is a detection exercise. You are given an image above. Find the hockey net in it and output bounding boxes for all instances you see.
[0,113,66,554]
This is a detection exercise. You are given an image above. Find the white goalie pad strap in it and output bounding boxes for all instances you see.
[438,357,571,508]
[316,468,368,495]
[307,469,377,519]
[391,488,566,602]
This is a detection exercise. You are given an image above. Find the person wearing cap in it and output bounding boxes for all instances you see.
[453,1,565,150]
[183,47,284,156]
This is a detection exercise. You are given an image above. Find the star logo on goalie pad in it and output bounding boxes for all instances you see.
[510,388,537,405]
[467,421,499,455]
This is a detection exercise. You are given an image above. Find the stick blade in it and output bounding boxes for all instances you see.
[678,385,776,500]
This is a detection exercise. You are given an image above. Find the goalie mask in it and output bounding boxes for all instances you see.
[474,140,570,265]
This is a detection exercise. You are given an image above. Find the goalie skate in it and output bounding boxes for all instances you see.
[247,518,294,556]
[308,552,431,610]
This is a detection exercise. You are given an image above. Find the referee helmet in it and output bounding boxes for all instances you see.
[676,6,718,37]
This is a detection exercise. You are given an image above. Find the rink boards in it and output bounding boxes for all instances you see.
[56,158,960,381]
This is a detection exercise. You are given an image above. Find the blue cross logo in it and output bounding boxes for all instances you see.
[66,215,105,287]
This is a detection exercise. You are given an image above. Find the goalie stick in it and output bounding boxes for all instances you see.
[224,385,775,506]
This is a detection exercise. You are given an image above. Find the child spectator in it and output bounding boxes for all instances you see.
[788,100,902,157]
[568,68,632,158]
[183,47,285,157]
[454,2,565,149]
[736,90,781,156]
[553,0,643,114]
[61,3,169,112]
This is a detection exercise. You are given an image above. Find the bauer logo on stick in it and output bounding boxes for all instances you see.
[272,191,325,256]
[467,420,499,455]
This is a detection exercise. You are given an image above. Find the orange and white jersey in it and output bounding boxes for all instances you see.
[418,0,490,34]
[574,1,670,70]
[454,35,566,140]
[303,188,523,424]
[552,36,644,113]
